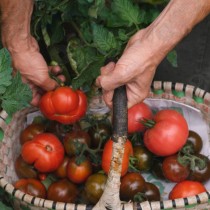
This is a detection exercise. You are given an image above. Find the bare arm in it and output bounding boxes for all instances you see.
[96,0,210,108]
[0,0,64,106]
[0,0,34,52]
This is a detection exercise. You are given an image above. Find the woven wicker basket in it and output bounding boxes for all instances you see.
[0,81,210,210]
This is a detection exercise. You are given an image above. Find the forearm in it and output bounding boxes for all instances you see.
[0,0,34,52]
[145,0,210,64]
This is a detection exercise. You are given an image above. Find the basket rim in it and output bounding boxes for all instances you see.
[0,81,210,210]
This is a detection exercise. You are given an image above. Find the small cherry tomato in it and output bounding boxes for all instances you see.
[187,130,203,153]
[63,130,91,157]
[144,182,160,201]
[84,173,107,204]
[54,156,70,179]
[14,178,46,198]
[133,145,154,171]
[47,178,79,203]
[169,180,206,199]
[20,123,45,145]
[162,154,190,182]
[67,157,93,184]
[188,154,210,183]
[120,172,146,201]
[15,155,38,179]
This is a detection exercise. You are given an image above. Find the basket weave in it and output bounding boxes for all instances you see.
[0,81,210,210]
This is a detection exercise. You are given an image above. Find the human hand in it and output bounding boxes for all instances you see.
[96,28,160,108]
[10,37,65,106]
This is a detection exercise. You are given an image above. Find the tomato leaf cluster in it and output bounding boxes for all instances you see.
[0,49,32,116]
[31,0,175,90]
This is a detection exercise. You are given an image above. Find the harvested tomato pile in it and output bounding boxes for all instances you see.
[13,87,209,205]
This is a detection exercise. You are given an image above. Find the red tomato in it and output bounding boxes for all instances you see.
[67,157,93,184]
[14,178,47,198]
[143,109,189,156]
[102,139,133,176]
[21,133,65,173]
[162,154,190,182]
[128,102,153,134]
[39,86,87,124]
[169,180,206,199]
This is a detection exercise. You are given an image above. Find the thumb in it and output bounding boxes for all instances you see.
[96,63,127,91]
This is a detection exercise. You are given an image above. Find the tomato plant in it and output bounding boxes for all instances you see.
[162,154,190,182]
[63,130,91,157]
[39,86,87,124]
[102,139,133,176]
[169,180,206,199]
[143,109,189,156]
[67,157,92,184]
[84,173,107,204]
[120,172,145,201]
[21,133,65,173]
[14,178,47,198]
[20,123,45,145]
[47,178,79,203]
[128,102,153,134]
[15,155,38,179]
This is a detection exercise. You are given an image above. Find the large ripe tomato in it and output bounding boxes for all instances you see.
[14,178,47,198]
[15,155,38,179]
[21,133,65,173]
[120,172,145,201]
[39,86,87,124]
[63,130,91,157]
[67,157,92,184]
[47,178,79,203]
[20,123,45,145]
[143,109,189,156]
[169,180,206,199]
[162,154,190,182]
[101,139,133,176]
[128,102,153,134]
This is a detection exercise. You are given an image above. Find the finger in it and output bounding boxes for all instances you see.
[95,62,116,88]
[49,65,62,74]
[102,90,114,108]
[96,62,129,91]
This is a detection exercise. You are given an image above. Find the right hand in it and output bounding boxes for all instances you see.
[96,28,160,108]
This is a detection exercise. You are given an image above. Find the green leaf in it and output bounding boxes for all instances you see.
[167,50,178,67]
[0,48,12,95]
[72,59,105,89]
[50,19,65,45]
[92,23,117,52]
[88,0,105,18]
[112,0,142,26]
[1,72,32,116]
